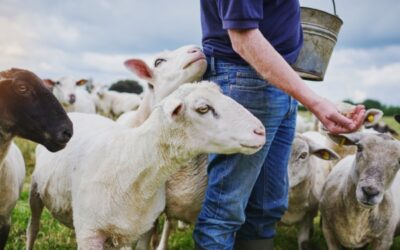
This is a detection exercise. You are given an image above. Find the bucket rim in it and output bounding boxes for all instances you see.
[300,6,343,25]
[292,66,324,81]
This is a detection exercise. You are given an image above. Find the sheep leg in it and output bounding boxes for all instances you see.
[155,217,171,250]
[369,233,394,250]
[354,246,368,250]
[135,227,154,250]
[321,218,342,250]
[151,218,160,249]
[0,218,11,250]
[76,232,106,250]
[297,211,315,250]
[26,182,44,250]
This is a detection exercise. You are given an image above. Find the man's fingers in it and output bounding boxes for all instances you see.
[352,107,366,129]
[325,110,365,134]
[330,112,355,131]
[325,122,352,134]
[319,102,367,134]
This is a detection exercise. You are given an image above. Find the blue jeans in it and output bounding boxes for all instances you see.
[193,57,297,249]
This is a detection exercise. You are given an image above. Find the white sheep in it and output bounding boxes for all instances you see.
[320,132,400,249]
[0,143,25,250]
[26,81,266,249]
[44,77,96,113]
[116,44,207,127]
[280,132,339,250]
[0,68,73,249]
[91,87,142,118]
[115,45,208,249]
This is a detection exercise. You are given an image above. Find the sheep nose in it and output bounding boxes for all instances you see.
[254,126,265,136]
[188,48,200,54]
[362,186,379,198]
[56,126,73,144]
[69,94,76,104]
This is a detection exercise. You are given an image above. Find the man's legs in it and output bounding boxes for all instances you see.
[235,100,297,243]
[193,57,295,250]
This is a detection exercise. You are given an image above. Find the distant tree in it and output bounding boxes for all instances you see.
[384,106,400,116]
[362,99,383,110]
[109,80,143,94]
[340,98,400,116]
[342,99,355,105]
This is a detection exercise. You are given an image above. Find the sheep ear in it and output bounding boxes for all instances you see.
[311,147,340,161]
[394,114,400,125]
[163,98,184,121]
[328,133,363,146]
[42,79,55,90]
[76,79,88,86]
[363,109,383,128]
[306,138,340,161]
[124,59,153,81]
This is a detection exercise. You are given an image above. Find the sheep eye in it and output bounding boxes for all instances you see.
[154,58,166,67]
[55,81,60,85]
[14,82,30,95]
[19,85,27,93]
[196,105,210,114]
[299,152,308,160]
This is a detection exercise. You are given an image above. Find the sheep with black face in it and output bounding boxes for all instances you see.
[0,68,73,249]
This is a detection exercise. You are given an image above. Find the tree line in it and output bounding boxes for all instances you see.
[299,99,400,116]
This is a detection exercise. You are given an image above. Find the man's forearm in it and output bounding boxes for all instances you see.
[228,28,321,110]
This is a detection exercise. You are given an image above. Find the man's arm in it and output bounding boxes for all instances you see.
[228,28,365,134]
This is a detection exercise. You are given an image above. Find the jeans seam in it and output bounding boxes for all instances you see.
[215,156,230,219]
[284,96,296,119]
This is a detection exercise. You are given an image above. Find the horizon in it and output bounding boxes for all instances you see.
[1,0,399,105]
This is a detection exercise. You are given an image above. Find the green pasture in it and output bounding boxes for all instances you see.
[5,115,400,249]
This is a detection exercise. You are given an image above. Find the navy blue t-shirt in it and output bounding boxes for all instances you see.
[201,0,303,64]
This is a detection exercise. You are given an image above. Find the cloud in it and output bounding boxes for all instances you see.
[352,90,367,102]
[300,0,400,48]
[0,0,202,83]
[357,63,400,86]
[0,0,202,54]
[306,46,400,106]
[0,0,399,106]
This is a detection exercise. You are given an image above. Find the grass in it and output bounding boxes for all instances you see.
[5,116,400,249]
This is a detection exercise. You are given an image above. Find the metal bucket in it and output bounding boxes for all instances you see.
[292,1,343,81]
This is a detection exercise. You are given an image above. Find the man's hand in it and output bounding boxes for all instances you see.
[309,97,366,134]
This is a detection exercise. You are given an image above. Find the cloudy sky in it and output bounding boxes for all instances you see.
[1,0,399,105]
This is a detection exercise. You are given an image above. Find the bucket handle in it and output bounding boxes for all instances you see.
[332,0,337,16]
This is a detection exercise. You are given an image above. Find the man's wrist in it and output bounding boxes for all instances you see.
[299,93,324,114]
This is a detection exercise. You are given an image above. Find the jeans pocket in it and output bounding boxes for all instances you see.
[233,71,269,91]
[229,71,268,112]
